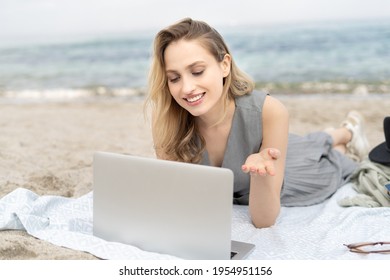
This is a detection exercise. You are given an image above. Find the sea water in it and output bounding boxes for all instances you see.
[0,19,389,100]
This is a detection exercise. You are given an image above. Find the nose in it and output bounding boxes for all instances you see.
[181,75,196,95]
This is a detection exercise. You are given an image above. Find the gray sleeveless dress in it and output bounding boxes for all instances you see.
[200,91,357,206]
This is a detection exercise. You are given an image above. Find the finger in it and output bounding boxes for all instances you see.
[264,162,276,176]
[243,164,264,176]
[268,148,281,159]
[250,165,267,176]
[241,165,250,173]
[256,168,267,176]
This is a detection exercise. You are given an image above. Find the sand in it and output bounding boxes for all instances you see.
[1,94,389,259]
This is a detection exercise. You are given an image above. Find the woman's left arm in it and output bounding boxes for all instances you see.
[242,95,289,228]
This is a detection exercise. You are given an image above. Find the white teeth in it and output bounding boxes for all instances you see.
[186,94,203,103]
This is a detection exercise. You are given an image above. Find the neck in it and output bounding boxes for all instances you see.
[196,98,235,130]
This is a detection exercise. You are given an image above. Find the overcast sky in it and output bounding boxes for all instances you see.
[2,0,390,41]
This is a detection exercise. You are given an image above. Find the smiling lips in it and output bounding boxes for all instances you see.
[184,93,205,104]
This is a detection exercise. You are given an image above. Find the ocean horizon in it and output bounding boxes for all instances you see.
[1,18,389,101]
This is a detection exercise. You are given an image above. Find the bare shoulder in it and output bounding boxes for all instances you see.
[263,95,289,123]
[260,95,289,164]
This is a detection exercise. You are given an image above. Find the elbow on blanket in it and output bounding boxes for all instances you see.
[250,202,280,228]
[251,217,277,229]
[250,208,280,228]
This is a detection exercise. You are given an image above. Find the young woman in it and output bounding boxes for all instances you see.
[144,18,369,228]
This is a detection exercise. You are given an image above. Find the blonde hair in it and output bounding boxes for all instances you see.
[144,18,254,163]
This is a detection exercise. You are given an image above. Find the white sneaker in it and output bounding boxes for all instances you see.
[341,111,370,162]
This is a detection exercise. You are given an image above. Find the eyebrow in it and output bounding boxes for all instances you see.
[166,61,206,74]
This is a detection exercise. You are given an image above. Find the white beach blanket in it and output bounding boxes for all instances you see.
[1,183,389,260]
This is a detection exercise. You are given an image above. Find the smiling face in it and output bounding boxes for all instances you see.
[164,39,231,119]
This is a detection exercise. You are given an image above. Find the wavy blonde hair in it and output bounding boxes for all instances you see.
[144,18,254,163]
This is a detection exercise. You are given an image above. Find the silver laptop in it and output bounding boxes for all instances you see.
[93,151,255,260]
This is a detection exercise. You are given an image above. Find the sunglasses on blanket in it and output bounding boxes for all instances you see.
[344,242,390,254]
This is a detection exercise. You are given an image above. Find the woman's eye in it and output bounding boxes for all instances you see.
[193,70,204,76]
[169,76,180,83]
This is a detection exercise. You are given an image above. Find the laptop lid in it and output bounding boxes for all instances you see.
[93,151,235,259]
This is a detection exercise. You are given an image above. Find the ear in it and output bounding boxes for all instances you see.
[221,54,231,78]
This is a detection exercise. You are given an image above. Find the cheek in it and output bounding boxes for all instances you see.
[208,69,225,88]
[168,84,181,101]
[210,75,224,93]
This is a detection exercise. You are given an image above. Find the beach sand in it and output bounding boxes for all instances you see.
[1,94,389,259]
